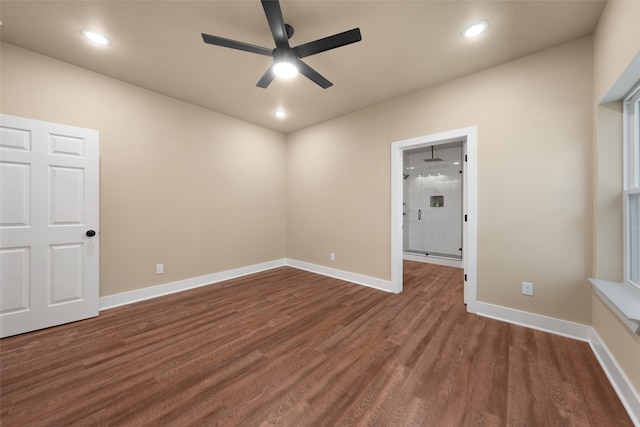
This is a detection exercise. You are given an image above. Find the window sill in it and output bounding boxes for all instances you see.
[589,278,640,335]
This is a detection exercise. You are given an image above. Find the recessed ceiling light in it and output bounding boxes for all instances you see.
[463,21,488,38]
[274,110,286,118]
[81,29,111,45]
[273,61,298,79]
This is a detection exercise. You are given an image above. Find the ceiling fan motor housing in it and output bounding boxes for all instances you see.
[273,48,297,64]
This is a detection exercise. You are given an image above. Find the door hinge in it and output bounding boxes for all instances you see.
[465,154,468,162]
[464,274,467,282]
[464,214,468,222]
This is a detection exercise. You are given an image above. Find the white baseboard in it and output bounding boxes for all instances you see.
[589,329,640,426]
[472,301,639,426]
[472,301,592,341]
[99,259,286,310]
[285,258,394,293]
[99,258,392,311]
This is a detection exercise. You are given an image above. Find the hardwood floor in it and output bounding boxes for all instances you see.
[0,262,632,426]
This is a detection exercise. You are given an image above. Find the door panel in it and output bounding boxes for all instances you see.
[0,114,99,337]
[0,247,30,313]
[0,126,31,151]
[1,161,30,226]
[50,134,85,157]
[50,166,85,224]
[50,243,84,304]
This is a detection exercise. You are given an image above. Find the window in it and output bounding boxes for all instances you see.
[624,83,640,290]
[589,74,640,335]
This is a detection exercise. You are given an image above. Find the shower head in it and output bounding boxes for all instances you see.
[423,146,443,162]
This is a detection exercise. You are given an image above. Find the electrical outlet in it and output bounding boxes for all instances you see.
[156,263,164,274]
[330,253,335,262]
[522,281,533,296]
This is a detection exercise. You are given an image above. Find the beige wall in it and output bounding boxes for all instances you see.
[593,1,640,103]
[288,37,593,324]
[592,0,640,396]
[1,42,288,297]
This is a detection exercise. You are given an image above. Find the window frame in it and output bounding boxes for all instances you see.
[623,82,640,290]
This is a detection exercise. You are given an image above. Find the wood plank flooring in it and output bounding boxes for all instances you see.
[0,262,632,426]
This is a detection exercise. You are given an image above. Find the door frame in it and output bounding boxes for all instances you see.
[390,126,478,312]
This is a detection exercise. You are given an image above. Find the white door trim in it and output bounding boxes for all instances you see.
[390,126,478,312]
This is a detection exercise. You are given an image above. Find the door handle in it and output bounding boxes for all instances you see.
[418,209,421,220]
[86,230,96,237]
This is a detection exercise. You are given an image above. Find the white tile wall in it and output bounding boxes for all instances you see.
[403,145,463,257]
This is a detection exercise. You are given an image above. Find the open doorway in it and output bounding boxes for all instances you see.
[390,127,478,311]
[403,141,464,268]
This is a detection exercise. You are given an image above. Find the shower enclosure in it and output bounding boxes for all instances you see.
[403,142,463,262]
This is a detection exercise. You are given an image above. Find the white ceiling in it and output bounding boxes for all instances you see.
[0,1,605,133]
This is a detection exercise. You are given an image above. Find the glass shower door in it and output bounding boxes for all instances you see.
[403,143,463,260]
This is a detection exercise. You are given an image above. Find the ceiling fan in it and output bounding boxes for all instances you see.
[201,0,362,89]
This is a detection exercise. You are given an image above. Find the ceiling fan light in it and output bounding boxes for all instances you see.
[273,61,298,79]
[463,21,488,38]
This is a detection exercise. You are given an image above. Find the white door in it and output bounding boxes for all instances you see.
[0,114,99,337]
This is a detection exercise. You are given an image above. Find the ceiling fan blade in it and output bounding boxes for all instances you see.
[261,0,290,49]
[202,33,273,56]
[294,28,362,59]
[295,59,333,89]
[256,66,276,88]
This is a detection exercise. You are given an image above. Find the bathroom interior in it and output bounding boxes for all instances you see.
[403,141,464,268]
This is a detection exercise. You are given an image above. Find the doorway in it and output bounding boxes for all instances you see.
[403,141,463,268]
[390,127,477,310]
